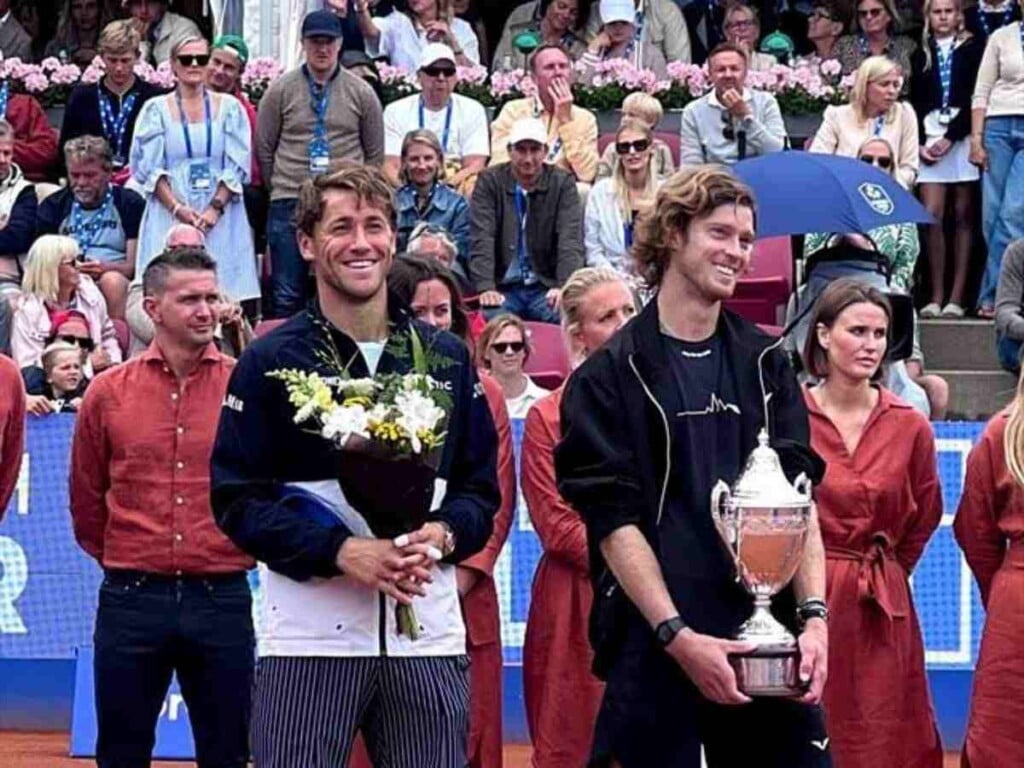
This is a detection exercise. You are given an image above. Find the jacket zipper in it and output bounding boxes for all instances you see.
[628,353,672,527]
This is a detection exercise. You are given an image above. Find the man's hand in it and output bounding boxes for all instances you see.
[478,290,505,308]
[90,347,113,373]
[324,0,348,16]
[549,78,575,123]
[423,20,454,45]
[796,618,828,704]
[588,31,611,54]
[665,628,755,705]
[545,288,561,309]
[720,88,752,119]
[25,395,55,416]
[77,260,105,278]
[335,536,436,604]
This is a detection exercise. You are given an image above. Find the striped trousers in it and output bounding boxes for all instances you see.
[251,655,471,768]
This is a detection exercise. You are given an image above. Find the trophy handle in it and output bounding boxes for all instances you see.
[710,480,743,577]
[710,480,730,529]
[794,472,812,500]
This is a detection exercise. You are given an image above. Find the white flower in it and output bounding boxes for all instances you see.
[293,399,320,425]
[321,404,370,445]
[394,391,445,454]
[339,377,379,397]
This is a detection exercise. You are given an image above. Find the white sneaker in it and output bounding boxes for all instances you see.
[920,302,942,318]
[941,303,965,318]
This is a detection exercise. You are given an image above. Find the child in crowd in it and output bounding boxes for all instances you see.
[25,341,88,415]
[597,92,677,179]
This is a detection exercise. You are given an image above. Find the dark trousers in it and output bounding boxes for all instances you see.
[93,569,254,768]
[266,198,308,319]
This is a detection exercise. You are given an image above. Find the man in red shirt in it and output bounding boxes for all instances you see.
[70,246,254,768]
[0,352,25,519]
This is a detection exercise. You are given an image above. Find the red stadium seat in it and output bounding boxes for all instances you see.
[523,321,571,391]
[725,237,793,326]
[254,318,287,338]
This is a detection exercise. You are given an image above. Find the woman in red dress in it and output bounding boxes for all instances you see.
[954,379,1024,768]
[801,278,943,768]
[521,266,637,768]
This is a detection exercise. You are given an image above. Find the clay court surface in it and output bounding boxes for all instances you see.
[0,732,963,767]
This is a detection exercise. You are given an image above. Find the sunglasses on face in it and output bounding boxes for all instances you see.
[859,154,893,169]
[616,138,651,155]
[177,54,211,67]
[57,334,95,351]
[858,7,885,18]
[421,65,456,78]
[491,341,525,354]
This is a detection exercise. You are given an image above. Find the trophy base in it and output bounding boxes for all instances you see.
[730,645,807,697]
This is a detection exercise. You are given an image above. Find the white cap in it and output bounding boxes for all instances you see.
[600,0,636,25]
[418,42,456,70]
[507,118,549,148]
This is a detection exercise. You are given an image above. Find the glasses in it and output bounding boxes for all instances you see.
[421,65,456,78]
[809,9,835,21]
[858,7,885,18]
[616,138,651,155]
[56,334,95,351]
[177,54,211,67]
[859,154,893,170]
[491,341,525,354]
[725,19,756,30]
[60,257,78,267]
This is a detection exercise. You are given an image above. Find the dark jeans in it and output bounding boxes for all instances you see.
[266,198,308,319]
[997,332,1023,374]
[243,184,269,256]
[483,282,560,323]
[93,569,254,768]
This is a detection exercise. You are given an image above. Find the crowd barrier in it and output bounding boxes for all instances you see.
[0,415,991,752]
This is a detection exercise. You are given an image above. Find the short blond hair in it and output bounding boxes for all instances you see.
[23,235,80,305]
[621,92,664,127]
[99,20,140,56]
[42,342,83,375]
[851,56,902,122]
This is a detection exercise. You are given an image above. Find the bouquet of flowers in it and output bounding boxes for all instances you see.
[2,57,82,108]
[267,328,453,640]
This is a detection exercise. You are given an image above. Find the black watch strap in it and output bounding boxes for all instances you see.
[654,616,686,647]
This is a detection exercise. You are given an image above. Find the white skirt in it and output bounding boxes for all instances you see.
[918,136,979,184]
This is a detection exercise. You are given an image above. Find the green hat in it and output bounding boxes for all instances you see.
[213,34,250,66]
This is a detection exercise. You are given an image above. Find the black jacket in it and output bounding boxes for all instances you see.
[909,35,985,145]
[554,299,816,674]
[963,3,1022,42]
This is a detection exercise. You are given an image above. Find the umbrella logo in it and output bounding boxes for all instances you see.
[858,183,894,216]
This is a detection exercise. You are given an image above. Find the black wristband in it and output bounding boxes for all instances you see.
[796,599,829,627]
[654,616,687,647]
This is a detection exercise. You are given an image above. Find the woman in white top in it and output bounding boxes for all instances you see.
[810,55,920,188]
[354,0,481,70]
[585,118,660,278]
[476,313,549,418]
[969,12,1024,318]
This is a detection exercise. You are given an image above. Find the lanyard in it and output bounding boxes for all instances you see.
[515,184,529,258]
[859,35,889,58]
[934,39,954,110]
[0,81,8,120]
[634,8,645,42]
[533,100,564,162]
[872,115,885,136]
[418,98,453,153]
[69,188,113,252]
[978,7,1014,36]
[624,216,634,249]
[304,65,335,141]
[176,89,212,160]
[98,86,137,160]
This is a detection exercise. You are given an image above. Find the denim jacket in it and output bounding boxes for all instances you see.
[395,183,471,264]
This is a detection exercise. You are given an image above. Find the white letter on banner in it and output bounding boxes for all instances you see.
[0,536,29,634]
[16,452,29,516]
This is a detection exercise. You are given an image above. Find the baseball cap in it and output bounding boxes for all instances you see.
[302,10,344,39]
[213,34,250,65]
[418,43,456,70]
[507,118,548,148]
[600,0,637,25]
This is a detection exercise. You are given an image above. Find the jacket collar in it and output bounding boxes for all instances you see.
[396,182,453,214]
[499,162,552,194]
[140,340,222,366]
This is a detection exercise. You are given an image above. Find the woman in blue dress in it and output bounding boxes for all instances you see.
[129,35,260,303]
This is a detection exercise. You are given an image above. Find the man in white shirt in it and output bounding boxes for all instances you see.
[679,42,787,166]
[383,43,489,192]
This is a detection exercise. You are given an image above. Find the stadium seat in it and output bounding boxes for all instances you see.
[598,131,682,167]
[523,321,571,391]
[254,318,287,337]
[724,236,793,326]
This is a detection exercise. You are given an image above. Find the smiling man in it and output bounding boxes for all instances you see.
[211,161,500,768]
[555,166,832,767]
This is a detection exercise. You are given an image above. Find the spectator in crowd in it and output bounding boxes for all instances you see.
[802,278,943,768]
[383,43,489,193]
[955,371,1024,768]
[59,21,164,179]
[470,117,584,324]
[24,341,88,415]
[131,36,260,311]
[20,307,96,392]
[451,0,489,65]
[585,118,660,277]
[477,312,549,417]
[12,235,121,374]
[44,0,112,65]
[212,163,499,768]
[70,246,255,768]
[387,253,516,768]
[577,0,668,83]
[355,0,481,68]
[0,350,24,520]
[811,55,919,188]
[964,0,1021,43]
[489,45,599,185]
[407,222,472,292]
[910,0,983,319]
[37,136,144,320]
[995,239,1024,373]
[834,0,917,88]
[585,0,692,64]
[492,0,590,71]
[0,0,32,61]
[970,15,1024,319]
[0,72,59,182]
[123,0,201,65]
[0,118,38,303]
[801,0,846,63]
[682,0,728,64]
[395,129,471,262]
[520,265,635,768]
[11,0,48,61]
[723,2,776,71]
[257,10,384,318]
[597,92,675,179]
[679,42,786,166]
[321,0,375,53]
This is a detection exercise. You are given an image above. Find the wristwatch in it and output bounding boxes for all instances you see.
[796,598,829,627]
[437,522,456,557]
[654,616,687,647]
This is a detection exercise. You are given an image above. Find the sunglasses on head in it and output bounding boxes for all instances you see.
[616,138,651,155]
[859,154,893,169]
[858,7,885,17]
[491,341,525,354]
[57,334,95,351]
[177,54,211,67]
[421,64,456,78]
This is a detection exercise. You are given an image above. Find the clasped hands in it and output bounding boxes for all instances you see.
[334,522,450,604]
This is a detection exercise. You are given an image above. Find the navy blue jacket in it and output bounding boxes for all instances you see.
[909,36,985,145]
[210,297,500,582]
[0,185,37,260]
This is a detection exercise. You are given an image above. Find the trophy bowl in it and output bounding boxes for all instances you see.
[711,429,813,697]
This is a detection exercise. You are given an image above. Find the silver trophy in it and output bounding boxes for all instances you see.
[710,428,812,697]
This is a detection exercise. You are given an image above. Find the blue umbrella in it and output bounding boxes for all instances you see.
[732,152,934,238]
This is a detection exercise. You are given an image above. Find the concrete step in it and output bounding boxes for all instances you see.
[920,319,998,372]
[932,369,1017,420]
